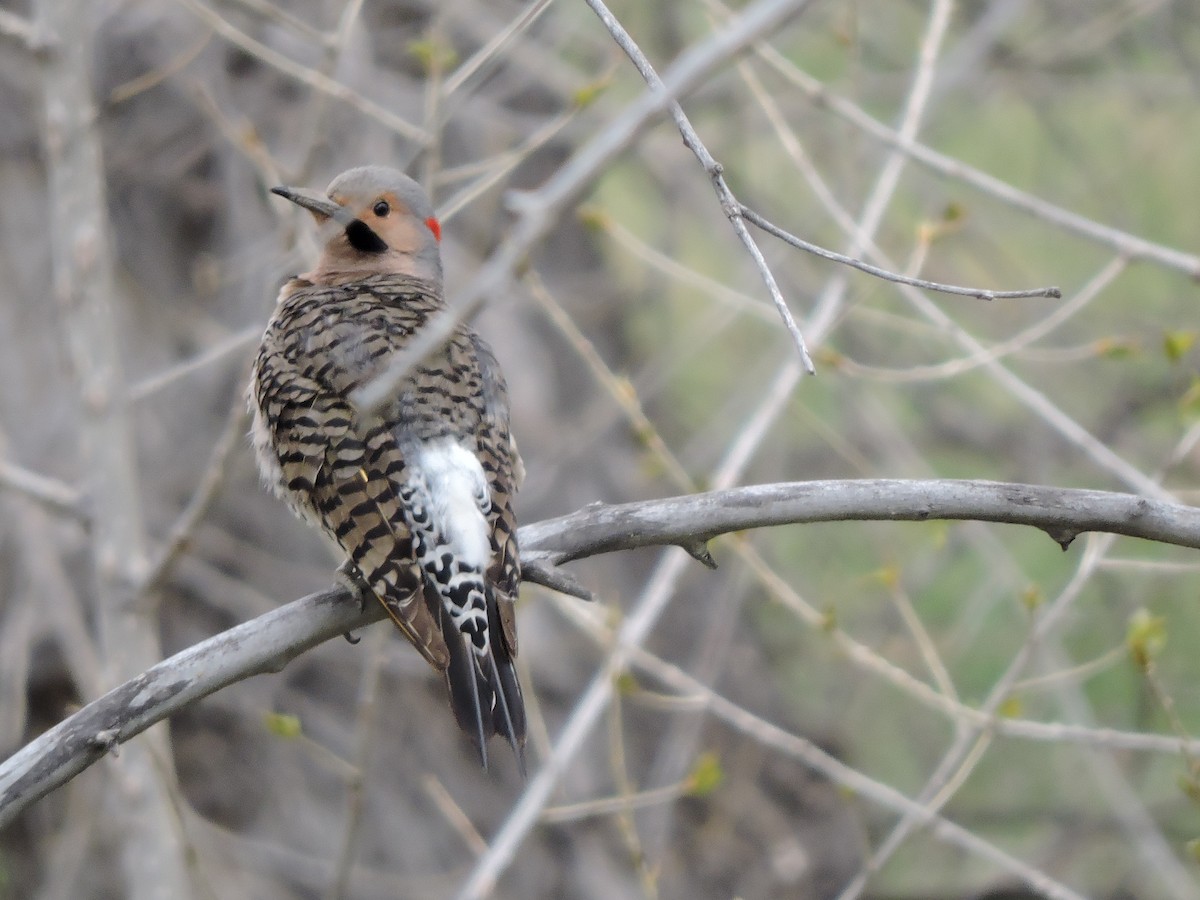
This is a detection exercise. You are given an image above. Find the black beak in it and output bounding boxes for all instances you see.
[271,185,388,253]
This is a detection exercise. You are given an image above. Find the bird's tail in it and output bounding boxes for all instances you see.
[431,581,526,774]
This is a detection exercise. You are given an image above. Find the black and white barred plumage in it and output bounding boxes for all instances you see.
[250,168,525,769]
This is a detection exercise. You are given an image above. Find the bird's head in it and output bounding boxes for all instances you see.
[272,166,443,286]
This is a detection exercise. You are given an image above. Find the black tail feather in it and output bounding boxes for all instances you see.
[486,594,527,775]
[431,581,489,769]
[487,650,526,778]
[445,626,488,770]
[426,580,527,774]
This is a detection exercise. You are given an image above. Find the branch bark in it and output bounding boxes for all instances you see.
[2,478,1198,831]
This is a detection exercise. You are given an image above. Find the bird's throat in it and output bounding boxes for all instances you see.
[345,219,388,254]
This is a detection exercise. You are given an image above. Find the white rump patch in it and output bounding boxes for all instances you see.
[416,438,492,569]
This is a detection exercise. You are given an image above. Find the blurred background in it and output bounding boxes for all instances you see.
[3,0,1200,897]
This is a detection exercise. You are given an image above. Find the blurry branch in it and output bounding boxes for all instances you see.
[5,479,1200,830]
[583,210,778,326]
[191,81,285,193]
[286,0,364,183]
[739,205,1061,300]
[106,31,212,105]
[626,644,1089,900]
[422,773,488,857]
[441,0,555,98]
[741,26,1200,277]
[128,324,261,401]
[546,594,1087,900]
[16,507,104,697]
[225,0,330,46]
[351,0,813,414]
[436,95,600,224]
[328,627,387,900]
[523,269,696,491]
[584,0,816,374]
[0,9,43,49]
[836,255,1126,382]
[0,457,83,521]
[416,18,447,201]
[141,396,249,597]
[37,0,189,894]
[176,0,429,145]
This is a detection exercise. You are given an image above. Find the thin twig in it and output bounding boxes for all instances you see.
[141,393,249,596]
[0,457,83,521]
[106,31,212,105]
[541,780,689,824]
[436,98,595,224]
[740,18,1200,277]
[176,0,429,145]
[128,324,261,402]
[442,0,557,99]
[422,773,488,857]
[836,255,1126,383]
[224,0,330,46]
[625,646,1088,900]
[739,205,1061,300]
[585,0,815,373]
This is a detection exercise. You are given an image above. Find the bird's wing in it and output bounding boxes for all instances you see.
[312,415,451,670]
[469,332,522,658]
[258,334,451,670]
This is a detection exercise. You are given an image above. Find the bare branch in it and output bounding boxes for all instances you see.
[4,478,1200,831]
[127,324,260,402]
[624,648,1089,900]
[739,205,1062,300]
[0,456,83,521]
[176,0,429,145]
[0,8,46,50]
[521,480,1200,563]
[584,0,816,373]
[140,395,249,596]
[0,586,370,831]
[747,31,1200,277]
[442,0,556,98]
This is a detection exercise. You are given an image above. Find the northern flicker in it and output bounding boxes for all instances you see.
[249,166,525,770]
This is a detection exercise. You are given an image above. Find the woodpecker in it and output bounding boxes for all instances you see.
[249,166,525,770]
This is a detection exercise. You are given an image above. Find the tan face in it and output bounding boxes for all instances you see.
[330,190,441,256]
[272,172,444,285]
[302,191,441,285]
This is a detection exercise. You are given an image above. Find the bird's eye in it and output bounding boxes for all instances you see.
[372,200,390,217]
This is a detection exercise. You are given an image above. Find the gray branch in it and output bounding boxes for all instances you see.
[2,478,1198,829]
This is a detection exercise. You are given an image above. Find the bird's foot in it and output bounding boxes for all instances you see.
[336,560,372,643]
